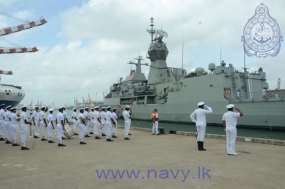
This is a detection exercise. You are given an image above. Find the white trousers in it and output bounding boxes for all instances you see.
[89,121,94,133]
[101,121,106,134]
[226,127,237,154]
[105,121,112,139]
[94,122,101,136]
[0,120,4,137]
[40,121,46,138]
[73,120,78,133]
[11,123,18,143]
[34,120,39,135]
[196,125,206,141]
[47,123,54,141]
[124,120,131,137]
[78,123,85,142]
[5,121,11,140]
[152,121,159,134]
[57,124,63,144]
[112,121,117,135]
[21,124,28,146]
[85,121,90,135]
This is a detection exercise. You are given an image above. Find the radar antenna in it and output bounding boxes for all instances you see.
[146,17,168,43]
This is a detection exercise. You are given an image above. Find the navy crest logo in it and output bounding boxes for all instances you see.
[241,3,283,58]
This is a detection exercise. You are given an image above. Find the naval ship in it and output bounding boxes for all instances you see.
[104,18,285,130]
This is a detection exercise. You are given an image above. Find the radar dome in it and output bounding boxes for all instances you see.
[208,63,216,72]
[195,67,205,75]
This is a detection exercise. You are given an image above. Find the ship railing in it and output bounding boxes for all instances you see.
[229,90,285,103]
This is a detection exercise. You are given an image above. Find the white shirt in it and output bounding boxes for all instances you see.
[72,112,77,121]
[190,106,213,126]
[47,113,54,123]
[56,112,64,125]
[5,111,10,121]
[21,111,28,124]
[33,111,40,120]
[111,112,118,123]
[94,110,100,124]
[78,113,84,124]
[0,108,5,120]
[100,111,106,122]
[123,110,130,121]
[222,111,240,127]
[105,111,112,123]
[90,111,95,120]
[11,112,18,124]
[63,111,67,119]
[39,111,46,121]
[83,111,89,121]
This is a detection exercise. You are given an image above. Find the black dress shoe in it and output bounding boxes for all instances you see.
[58,144,66,147]
[5,140,12,144]
[85,135,90,137]
[106,139,113,142]
[12,143,20,146]
[48,140,55,143]
[80,141,87,144]
[34,136,39,138]
[128,133,132,135]
[102,134,106,136]
[90,132,94,134]
[112,135,118,138]
[62,137,66,140]
[74,133,79,135]
[41,138,47,141]
[124,137,130,140]
[21,147,30,150]
[0,137,5,141]
[95,136,101,139]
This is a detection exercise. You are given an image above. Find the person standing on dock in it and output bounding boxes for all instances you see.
[111,108,118,138]
[47,108,55,143]
[32,107,40,138]
[100,107,106,136]
[222,104,244,156]
[72,108,79,135]
[20,106,32,150]
[89,108,95,135]
[94,106,101,139]
[39,107,48,141]
[4,106,12,144]
[151,108,160,135]
[10,107,20,146]
[190,102,213,151]
[78,108,87,144]
[83,107,91,137]
[123,106,131,140]
[0,104,6,141]
[105,106,113,142]
[56,107,66,147]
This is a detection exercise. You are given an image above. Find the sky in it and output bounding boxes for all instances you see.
[0,0,284,107]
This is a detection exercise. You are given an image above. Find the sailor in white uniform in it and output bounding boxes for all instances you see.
[94,106,101,139]
[111,108,118,138]
[100,107,106,136]
[190,102,213,151]
[20,106,32,150]
[39,107,48,141]
[10,107,20,146]
[47,108,55,143]
[222,104,244,156]
[0,104,6,141]
[89,108,95,135]
[105,106,113,142]
[78,108,87,144]
[72,108,79,135]
[123,106,131,140]
[32,107,40,138]
[83,107,91,137]
[4,106,12,144]
[56,107,66,147]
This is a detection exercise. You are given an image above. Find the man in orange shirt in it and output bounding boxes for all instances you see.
[151,108,160,135]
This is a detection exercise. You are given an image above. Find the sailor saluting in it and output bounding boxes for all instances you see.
[190,102,213,151]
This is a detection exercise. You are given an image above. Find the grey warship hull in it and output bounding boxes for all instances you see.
[104,18,285,130]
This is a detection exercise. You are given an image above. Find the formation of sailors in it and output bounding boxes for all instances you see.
[0,104,130,150]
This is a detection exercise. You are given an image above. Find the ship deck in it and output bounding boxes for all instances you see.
[0,127,284,189]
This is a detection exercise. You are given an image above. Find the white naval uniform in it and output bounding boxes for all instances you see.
[56,112,64,144]
[32,111,40,135]
[222,111,240,154]
[94,110,101,136]
[151,112,159,134]
[77,113,85,142]
[123,110,131,138]
[83,111,89,135]
[100,111,106,134]
[0,108,5,138]
[72,111,78,133]
[20,111,28,147]
[111,112,118,136]
[47,113,54,141]
[63,111,67,125]
[105,111,112,139]
[39,111,47,139]
[4,110,11,140]
[190,106,213,141]
[10,112,19,144]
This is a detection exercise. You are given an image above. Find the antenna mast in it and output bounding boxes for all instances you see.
[182,34,184,69]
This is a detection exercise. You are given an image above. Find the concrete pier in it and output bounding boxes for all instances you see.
[0,127,284,189]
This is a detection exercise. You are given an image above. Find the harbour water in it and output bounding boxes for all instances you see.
[63,110,285,140]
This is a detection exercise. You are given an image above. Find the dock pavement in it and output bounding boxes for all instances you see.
[0,126,284,189]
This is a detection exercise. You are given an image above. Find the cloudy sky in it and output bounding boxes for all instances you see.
[0,0,284,107]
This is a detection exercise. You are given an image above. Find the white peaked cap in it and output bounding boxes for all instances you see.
[49,108,54,111]
[73,108,76,110]
[80,107,84,111]
[95,106,99,109]
[197,102,204,106]
[226,104,234,109]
